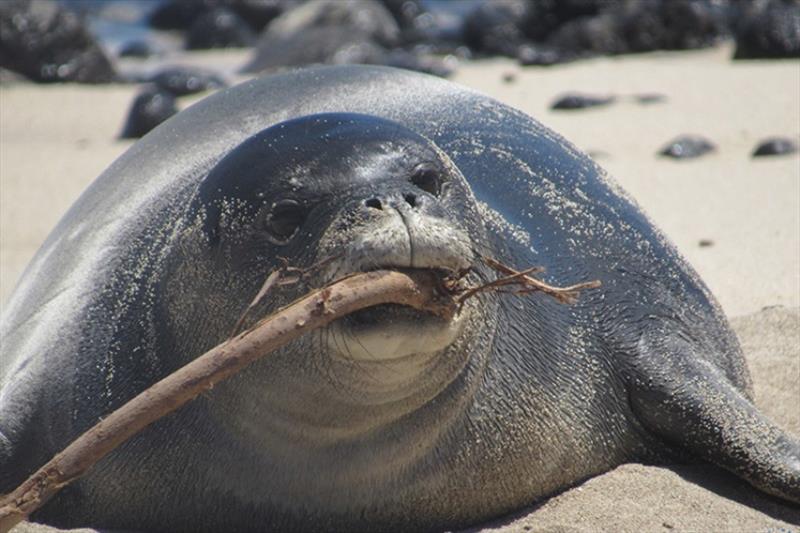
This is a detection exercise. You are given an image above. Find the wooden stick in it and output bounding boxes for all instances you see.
[0,270,453,532]
[229,254,340,337]
[0,258,600,532]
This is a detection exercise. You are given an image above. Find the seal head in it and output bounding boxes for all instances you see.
[189,113,478,359]
[159,114,492,452]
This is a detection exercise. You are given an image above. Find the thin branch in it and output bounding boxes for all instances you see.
[229,254,340,337]
[0,257,601,532]
[480,256,602,304]
[453,265,545,307]
[0,270,452,532]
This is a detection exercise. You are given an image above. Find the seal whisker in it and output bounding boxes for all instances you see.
[342,330,384,383]
[327,329,367,403]
[345,329,405,380]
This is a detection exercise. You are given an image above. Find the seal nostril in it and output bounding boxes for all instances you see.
[365,198,382,210]
[404,193,417,207]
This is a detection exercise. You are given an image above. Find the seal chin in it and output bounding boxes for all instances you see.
[330,300,467,361]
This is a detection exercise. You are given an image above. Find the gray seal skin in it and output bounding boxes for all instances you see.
[0,65,798,531]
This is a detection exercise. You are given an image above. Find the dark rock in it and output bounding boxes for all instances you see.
[149,67,227,96]
[659,135,716,159]
[752,137,799,157]
[463,0,530,57]
[120,86,178,139]
[0,0,116,83]
[244,26,385,72]
[148,0,207,30]
[521,0,610,42]
[551,93,616,110]
[409,0,733,65]
[232,0,297,32]
[185,7,256,49]
[502,72,517,83]
[380,0,461,45]
[698,239,714,247]
[733,0,800,59]
[149,0,293,33]
[519,0,731,66]
[380,0,426,30]
[271,0,399,46]
[244,27,452,77]
[242,0,400,73]
[545,12,625,57]
[549,0,731,58]
[118,40,156,58]
[637,0,731,51]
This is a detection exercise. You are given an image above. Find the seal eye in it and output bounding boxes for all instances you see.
[264,199,305,244]
[410,164,441,196]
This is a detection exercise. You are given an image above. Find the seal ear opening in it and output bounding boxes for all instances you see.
[628,337,800,504]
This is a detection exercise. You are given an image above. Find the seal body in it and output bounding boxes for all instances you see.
[1,66,798,532]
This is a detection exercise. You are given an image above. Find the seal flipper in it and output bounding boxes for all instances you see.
[628,333,800,504]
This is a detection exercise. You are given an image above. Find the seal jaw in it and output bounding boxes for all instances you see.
[332,300,467,361]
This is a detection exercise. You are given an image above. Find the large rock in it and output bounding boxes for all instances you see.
[463,0,530,56]
[521,0,610,42]
[548,0,731,59]
[149,0,293,33]
[459,0,731,65]
[119,86,178,139]
[242,0,401,72]
[0,0,116,83]
[378,0,462,46]
[733,0,800,59]
[185,6,257,49]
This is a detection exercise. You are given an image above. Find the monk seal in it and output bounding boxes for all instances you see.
[0,65,798,531]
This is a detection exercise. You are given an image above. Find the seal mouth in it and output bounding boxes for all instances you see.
[342,304,444,332]
[343,266,458,325]
[326,266,467,362]
[345,302,444,329]
[324,265,468,361]
[318,211,474,360]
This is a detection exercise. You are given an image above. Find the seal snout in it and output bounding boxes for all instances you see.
[362,190,422,211]
[322,191,473,283]
[320,188,473,361]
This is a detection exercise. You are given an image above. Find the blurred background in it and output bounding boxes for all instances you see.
[0,1,799,531]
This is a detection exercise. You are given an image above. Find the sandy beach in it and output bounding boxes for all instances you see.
[2,43,799,531]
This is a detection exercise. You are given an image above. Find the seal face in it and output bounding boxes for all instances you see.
[157,114,491,456]
[1,66,798,532]
[190,113,477,363]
